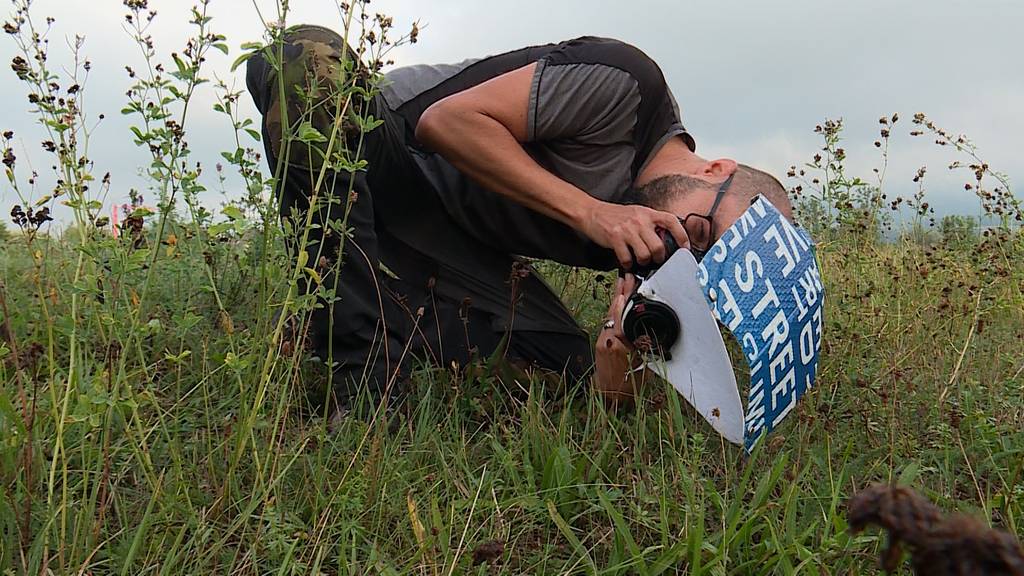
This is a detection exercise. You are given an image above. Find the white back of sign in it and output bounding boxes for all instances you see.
[641,251,745,445]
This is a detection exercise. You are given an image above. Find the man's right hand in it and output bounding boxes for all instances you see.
[579,200,689,270]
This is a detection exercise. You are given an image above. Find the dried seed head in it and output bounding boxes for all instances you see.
[2,147,15,169]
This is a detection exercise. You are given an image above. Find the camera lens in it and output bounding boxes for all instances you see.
[621,296,681,357]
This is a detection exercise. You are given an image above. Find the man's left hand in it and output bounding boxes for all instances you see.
[593,273,640,404]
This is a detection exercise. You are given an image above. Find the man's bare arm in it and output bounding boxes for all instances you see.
[415,64,688,268]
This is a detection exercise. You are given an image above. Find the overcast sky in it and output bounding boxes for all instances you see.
[2,0,1020,226]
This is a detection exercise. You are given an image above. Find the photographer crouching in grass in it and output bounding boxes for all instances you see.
[245,25,794,417]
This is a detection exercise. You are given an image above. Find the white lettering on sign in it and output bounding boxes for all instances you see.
[771,386,798,428]
[712,201,769,265]
[751,278,780,321]
[769,341,795,410]
[735,250,763,293]
[733,207,759,239]
[762,224,797,278]
[808,262,823,287]
[746,359,766,433]
[716,279,744,331]
[799,318,815,366]
[789,263,824,322]
[750,198,768,219]
[799,265,823,306]
[741,332,760,363]
[804,305,823,366]
[726,222,744,251]
[709,240,728,264]
[780,216,811,253]
[746,391,765,433]
[761,309,789,359]
[814,299,823,338]
[790,284,809,322]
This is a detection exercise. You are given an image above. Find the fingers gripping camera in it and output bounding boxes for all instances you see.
[621,226,683,356]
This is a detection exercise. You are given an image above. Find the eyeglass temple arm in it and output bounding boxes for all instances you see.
[707,173,734,216]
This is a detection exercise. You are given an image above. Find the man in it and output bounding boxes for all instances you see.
[245,25,794,408]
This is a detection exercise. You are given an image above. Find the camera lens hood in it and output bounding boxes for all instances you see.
[621,294,681,356]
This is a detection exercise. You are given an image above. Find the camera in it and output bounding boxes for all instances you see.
[621,227,684,358]
[629,226,681,279]
[621,293,680,358]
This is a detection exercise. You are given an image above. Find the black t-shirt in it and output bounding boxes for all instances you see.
[382,36,696,270]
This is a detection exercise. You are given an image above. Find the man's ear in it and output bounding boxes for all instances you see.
[701,159,738,181]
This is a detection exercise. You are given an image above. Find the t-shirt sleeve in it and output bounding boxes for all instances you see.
[525,37,694,172]
[527,60,639,143]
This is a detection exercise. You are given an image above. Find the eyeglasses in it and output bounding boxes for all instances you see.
[681,173,734,263]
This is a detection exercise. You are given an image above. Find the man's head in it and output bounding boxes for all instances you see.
[624,162,793,255]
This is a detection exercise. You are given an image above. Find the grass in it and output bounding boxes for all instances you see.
[2,1,1023,573]
[1,215,1022,575]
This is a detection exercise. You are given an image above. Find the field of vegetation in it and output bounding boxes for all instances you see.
[1,1,1022,574]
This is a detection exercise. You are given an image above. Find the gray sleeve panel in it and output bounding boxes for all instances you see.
[525,59,546,141]
[636,86,695,175]
[526,62,641,144]
[381,58,482,109]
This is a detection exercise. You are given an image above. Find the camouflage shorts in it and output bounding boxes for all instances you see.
[254,24,373,172]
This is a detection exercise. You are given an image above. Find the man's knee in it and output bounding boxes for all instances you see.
[509,331,594,384]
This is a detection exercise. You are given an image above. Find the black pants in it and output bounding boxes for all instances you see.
[245,26,593,402]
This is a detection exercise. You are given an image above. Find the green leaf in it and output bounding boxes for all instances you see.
[222,205,245,221]
[547,501,597,575]
[649,541,689,575]
[129,126,147,143]
[208,222,233,236]
[164,350,192,364]
[597,490,649,576]
[213,42,229,55]
[295,121,327,144]
[898,461,921,486]
[230,51,255,73]
[172,53,189,78]
[303,267,322,285]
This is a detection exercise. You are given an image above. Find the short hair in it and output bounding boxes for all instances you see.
[625,164,793,220]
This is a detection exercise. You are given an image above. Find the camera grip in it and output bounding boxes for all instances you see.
[627,227,681,278]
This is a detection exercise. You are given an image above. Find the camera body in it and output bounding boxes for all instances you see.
[629,227,682,279]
